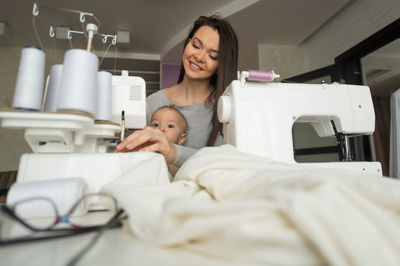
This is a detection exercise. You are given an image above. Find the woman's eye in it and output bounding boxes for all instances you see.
[152,123,159,128]
[209,54,217,61]
[168,124,175,129]
[192,41,200,49]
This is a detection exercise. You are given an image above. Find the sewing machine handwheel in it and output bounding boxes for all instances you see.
[217,96,232,123]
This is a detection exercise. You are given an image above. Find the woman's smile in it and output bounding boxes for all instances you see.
[189,61,202,71]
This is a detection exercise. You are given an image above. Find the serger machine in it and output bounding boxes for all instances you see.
[218,71,382,175]
[0,70,146,153]
[0,70,151,193]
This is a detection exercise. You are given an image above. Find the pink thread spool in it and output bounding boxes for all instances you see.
[247,70,280,82]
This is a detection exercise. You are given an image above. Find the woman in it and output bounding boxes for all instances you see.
[115,15,238,168]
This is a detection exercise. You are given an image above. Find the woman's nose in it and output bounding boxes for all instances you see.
[195,50,205,62]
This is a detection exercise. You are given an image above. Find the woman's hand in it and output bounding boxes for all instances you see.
[115,126,178,164]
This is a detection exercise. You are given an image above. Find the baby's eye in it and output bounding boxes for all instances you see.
[152,122,160,128]
[167,124,175,129]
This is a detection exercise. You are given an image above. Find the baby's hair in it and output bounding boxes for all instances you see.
[152,105,188,131]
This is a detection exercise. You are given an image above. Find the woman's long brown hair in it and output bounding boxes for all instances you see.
[177,15,239,146]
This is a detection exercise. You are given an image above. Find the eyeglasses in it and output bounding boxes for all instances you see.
[1,193,127,266]
[0,193,127,245]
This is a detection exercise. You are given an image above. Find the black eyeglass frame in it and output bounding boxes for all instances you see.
[0,193,126,246]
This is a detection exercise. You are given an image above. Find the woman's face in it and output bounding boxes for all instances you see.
[182,25,220,81]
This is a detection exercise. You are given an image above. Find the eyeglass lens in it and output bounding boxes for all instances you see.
[10,194,118,230]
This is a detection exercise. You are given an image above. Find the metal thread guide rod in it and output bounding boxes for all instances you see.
[121,110,125,141]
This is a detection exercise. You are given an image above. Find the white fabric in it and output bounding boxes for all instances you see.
[104,145,400,266]
[390,88,400,179]
[7,177,88,218]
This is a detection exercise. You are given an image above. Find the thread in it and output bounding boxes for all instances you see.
[12,45,46,111]
[247,70,280,82]
[57,49,98,116]
[43,64,63,112]
[95,70,112,121]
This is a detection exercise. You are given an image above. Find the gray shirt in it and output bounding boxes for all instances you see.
[147,89,224,167]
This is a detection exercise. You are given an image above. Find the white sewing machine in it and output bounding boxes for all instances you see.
[0,71,164,192]
[218,72,382,175]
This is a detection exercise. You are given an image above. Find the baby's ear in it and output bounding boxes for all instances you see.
[177,132,186,145]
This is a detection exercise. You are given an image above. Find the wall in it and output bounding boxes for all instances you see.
[0,47,30,171]
[238,45,259,71]
[0,47,20,109]
[256,0,400,76]
[257,44,307,80]
[302,0,400,71]
[161,64,180,90]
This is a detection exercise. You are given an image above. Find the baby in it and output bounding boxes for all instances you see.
[150,106,187,176]
[150,105,187,145]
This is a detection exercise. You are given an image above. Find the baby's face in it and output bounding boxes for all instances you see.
[151,109,186,145]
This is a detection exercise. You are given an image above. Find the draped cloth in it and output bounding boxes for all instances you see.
[104,145,400,266]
